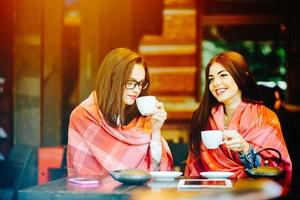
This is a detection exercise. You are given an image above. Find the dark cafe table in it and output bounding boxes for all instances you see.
[18,173,293,200]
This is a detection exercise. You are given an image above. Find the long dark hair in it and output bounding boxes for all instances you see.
[189,51,262,156]
[95,48,150,127]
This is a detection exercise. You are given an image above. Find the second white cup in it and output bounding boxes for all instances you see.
[136,96,156,116]
[201,130,225,149]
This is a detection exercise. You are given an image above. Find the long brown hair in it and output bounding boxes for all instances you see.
[95,48,150,127]
[189,51,262,156]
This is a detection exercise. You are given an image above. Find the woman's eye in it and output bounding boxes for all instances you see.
[220,73,228,77]
[127,81,135,85]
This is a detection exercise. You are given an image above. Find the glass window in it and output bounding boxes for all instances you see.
[201,24,287,93]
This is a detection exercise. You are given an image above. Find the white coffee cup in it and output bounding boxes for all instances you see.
[201,130,225,149]
[136,96,157,116]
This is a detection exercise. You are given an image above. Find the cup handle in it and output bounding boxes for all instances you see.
[220,135,227,144]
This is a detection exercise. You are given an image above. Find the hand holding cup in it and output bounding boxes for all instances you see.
[136,96,167,133]
[150,101,167,132]
[136,96,157,116]
[201,130,226,149]
[222,130,250,154]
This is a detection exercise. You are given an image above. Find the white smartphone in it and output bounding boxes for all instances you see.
[68,177,100,185]
[177,179,232,189]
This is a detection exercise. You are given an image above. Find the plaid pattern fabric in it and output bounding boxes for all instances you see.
[185,101,292,178]
[67,92,173,176]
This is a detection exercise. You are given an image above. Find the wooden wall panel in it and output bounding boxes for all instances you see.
[141,9,195,44]
[79,0,158,101]
[143,54,195,66]
[149,66,196,95]
[164,0,195,8]
[79,0,102,101]
[42,0,63,146]
[79,0,136,101]
[13,0,42,147]
[139,0,198,119]
[13,0,64,147]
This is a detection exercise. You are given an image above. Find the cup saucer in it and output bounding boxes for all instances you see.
[200,171,234,179]
[149,171,182,181]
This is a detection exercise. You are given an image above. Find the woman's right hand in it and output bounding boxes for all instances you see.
[150,101,167,133]
[223,130,250,154]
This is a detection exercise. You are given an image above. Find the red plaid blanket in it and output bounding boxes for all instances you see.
[67,92,173,176]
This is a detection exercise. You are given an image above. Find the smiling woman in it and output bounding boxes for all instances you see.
[185,51,292,179]
[67,48,173,177]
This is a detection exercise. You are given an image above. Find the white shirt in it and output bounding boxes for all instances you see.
[150,140,162,170]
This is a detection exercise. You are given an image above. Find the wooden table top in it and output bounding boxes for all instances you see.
[18,173,295,200]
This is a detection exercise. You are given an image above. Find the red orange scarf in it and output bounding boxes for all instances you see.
[67,92,173,176]
[185,101,292,178]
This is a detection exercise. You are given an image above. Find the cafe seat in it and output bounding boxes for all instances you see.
[38,146,67,184]
[0,145,36,200]
[168,141,188,172]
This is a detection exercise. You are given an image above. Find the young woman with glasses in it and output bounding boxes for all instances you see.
[67,48,173,176]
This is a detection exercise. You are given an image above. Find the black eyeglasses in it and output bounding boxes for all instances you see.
[125,79,148,90]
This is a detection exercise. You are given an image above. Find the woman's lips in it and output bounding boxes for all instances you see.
[129,95,137,101]
[215,88,226,96]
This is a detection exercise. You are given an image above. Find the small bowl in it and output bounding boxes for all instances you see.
[109,169,151,185]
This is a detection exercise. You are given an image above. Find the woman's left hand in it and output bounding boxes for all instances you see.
[150,101,167,132]
[223,130,250,154]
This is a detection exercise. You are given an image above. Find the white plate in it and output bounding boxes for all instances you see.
[149,171,183,181]
[200,171,234,179]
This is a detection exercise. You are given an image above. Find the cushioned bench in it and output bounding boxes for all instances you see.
[0,145,37,200]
